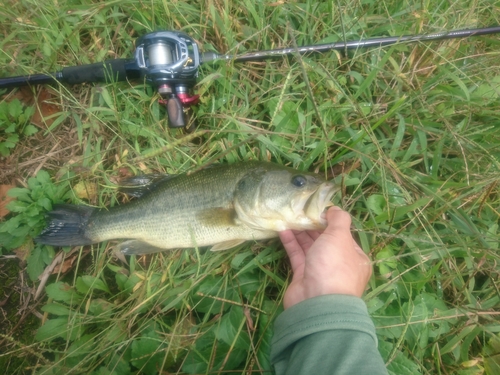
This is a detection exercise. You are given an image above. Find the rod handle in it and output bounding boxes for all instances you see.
[61,59,131,84]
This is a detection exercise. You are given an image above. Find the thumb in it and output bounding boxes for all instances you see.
[323,206,352,236]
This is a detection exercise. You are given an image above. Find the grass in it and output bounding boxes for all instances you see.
[1,0,500,374]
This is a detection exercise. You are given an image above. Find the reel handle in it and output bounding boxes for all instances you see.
[166,96,186,128]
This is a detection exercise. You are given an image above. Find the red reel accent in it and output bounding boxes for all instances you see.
[177,92,200,106]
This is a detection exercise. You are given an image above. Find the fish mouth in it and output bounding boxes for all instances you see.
[298,182,338,227]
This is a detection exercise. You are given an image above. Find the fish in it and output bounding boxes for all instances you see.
[35,161,338,255]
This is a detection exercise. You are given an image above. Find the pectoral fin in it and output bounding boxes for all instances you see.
[210,239,246,252]
[118,240,166,255]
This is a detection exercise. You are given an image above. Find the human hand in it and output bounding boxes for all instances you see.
[279,206,372,309]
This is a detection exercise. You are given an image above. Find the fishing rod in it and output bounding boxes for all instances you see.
[1,25,500,128]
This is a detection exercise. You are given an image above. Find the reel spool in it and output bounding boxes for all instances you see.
[134,31,201,127]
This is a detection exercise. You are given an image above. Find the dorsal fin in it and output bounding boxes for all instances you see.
[118,174,176,198]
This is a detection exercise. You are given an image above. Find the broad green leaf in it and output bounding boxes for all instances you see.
[379,340,421,375]
[182,328,247,374]
[35,170,52,184]
[23,124,38,136]
[27,246,45,281]
[5,199,29,213]
[35,317,82,342]
[376,245,398,275]
[367,194,387,216]
[76,275,111,294]
[215,307,251,350]
[88,299,114,317]
[41,303,71,316]
[256,307,274,371]
[37,197,53,211]
[45,281,82,304]
[6,187,32,201]
[64,334,96,368]
[8,99,23,118]
[130,330,165,374]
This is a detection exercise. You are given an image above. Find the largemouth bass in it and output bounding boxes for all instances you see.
[36,161,337,254]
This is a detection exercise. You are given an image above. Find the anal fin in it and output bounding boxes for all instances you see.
[210,239,246,252]
[118,240,167,255]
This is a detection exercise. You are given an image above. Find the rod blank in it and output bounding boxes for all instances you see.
[226,25,500,63]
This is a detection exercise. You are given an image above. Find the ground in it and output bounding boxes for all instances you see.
[1,1,500,374]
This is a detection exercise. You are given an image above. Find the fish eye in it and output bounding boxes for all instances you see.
[291,175,307,188]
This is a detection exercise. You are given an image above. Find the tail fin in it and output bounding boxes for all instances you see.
[36,204,96,246]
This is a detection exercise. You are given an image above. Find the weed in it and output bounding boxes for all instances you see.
[0,0,499,374]
[0,99,36,156]
[0,171,70,278]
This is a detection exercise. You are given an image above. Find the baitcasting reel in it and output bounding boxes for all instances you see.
[1,26,500,128]
[135,31,201,127]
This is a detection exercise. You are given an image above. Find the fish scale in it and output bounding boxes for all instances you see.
[88,164,255,242]
[36,161,337,254]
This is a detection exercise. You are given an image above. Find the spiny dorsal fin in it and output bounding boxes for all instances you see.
[118,174,176,198]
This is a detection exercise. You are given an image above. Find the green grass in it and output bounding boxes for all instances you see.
[1,0,500,374]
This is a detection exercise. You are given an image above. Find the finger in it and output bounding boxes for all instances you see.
[292,229,322,238]
[352,240,373,277]
[279,230,306,276]
[322,207,354,246]
[324,207,372,261]
[306,230,322,241]
[292,230,321,250]
[324,206,352,233]
[353,241,368,257]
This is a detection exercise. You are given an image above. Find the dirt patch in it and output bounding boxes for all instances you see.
[0,258,44,371]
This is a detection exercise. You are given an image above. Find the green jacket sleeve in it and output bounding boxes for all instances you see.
[270,295,388,375]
